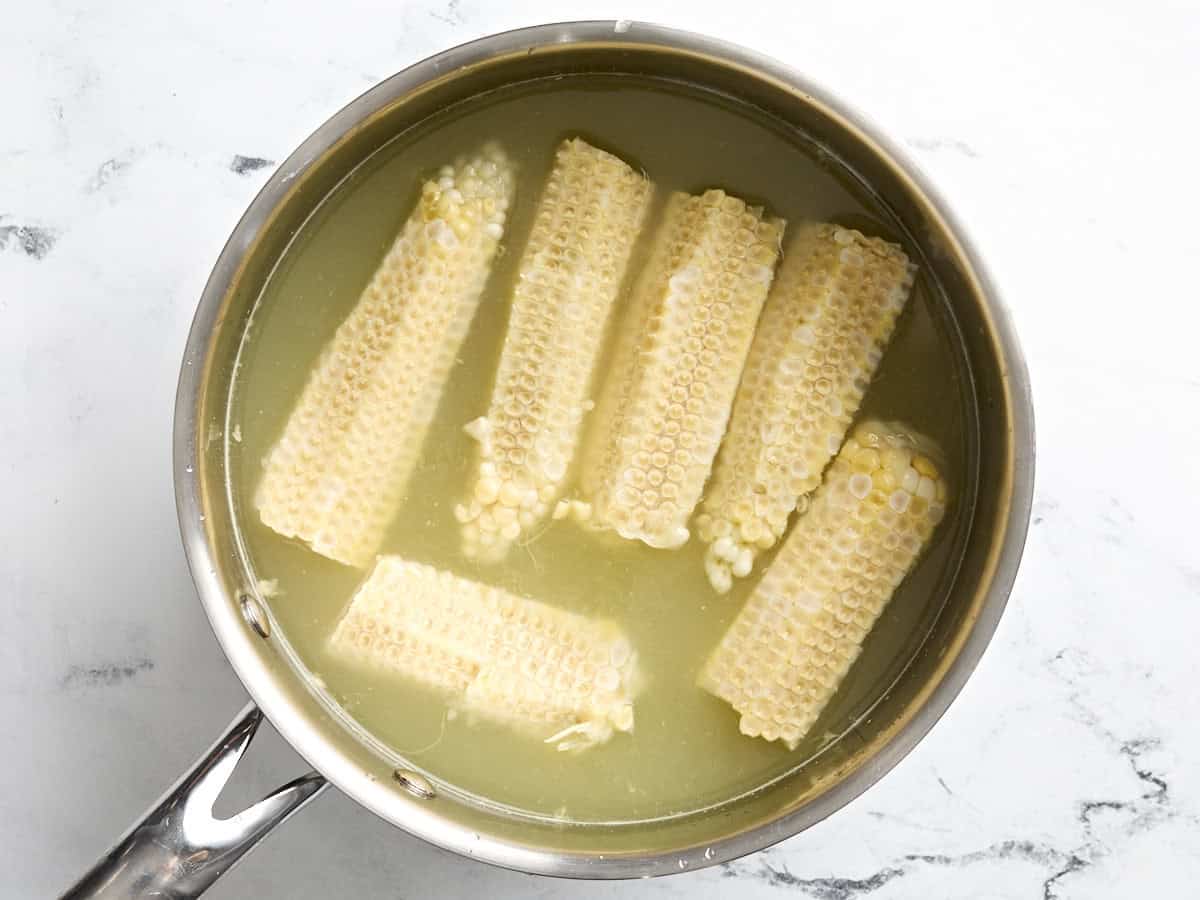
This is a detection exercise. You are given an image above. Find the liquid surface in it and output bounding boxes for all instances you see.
[228,75,972,824]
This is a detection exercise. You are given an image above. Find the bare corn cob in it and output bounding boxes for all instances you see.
[329,556,641,751]
[699,420,948,749]
[458,139,654,562]
[696,223,915,592]
[574,190,784,549]
[254,145,515,567]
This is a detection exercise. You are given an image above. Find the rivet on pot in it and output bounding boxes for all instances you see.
[393,769,436,800]
[239,592,270,639]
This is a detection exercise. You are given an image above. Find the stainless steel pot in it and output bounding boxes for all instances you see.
[62,20,1034,898]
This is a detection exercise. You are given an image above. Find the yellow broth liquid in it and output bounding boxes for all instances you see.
[228,75,973,824]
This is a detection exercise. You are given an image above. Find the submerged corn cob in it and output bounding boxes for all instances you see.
[574,190,784,549]
[458,139,654,562]
[329,556,641,751]
[699,420,948,749]
[254,145,515,567]
[696,224,916,592]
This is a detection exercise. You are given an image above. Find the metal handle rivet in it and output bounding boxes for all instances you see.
[239,593,270,639]
[393,769,436,800]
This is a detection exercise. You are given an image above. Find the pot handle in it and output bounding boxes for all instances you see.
[60,702,327,899]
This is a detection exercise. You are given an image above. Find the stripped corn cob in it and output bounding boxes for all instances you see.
[699,420,948,749]
[458,139,654,562]
[329,556,641,751]
[696,224,915,591]
[254,145,515,567]
[574,190,784,549]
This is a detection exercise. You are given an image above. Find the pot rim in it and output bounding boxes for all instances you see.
[174,19,1034,879]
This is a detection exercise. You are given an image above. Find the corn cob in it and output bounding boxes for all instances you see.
[254,145,515,567]
[699,420,948,749]
[458,139,654,562]
[574,190,784,549]
[696,223,915,592]
[329,556,641,751]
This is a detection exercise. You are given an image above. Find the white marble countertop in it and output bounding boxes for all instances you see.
[5,1,1198,897]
